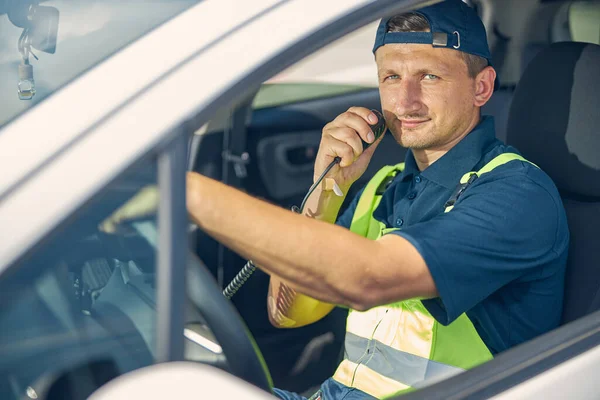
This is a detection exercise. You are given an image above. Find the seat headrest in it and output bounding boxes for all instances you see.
[506,42,600,197]
[550,3,572,43]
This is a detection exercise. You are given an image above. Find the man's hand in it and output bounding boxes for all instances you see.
[266,107,386,327]
[99,186,159,233]
[315,107,385,192]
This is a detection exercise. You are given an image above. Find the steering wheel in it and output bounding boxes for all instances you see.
[185,253,273,392]
[87,222,273,393]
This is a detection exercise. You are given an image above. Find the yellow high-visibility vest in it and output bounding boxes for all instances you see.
[332,153,534,399]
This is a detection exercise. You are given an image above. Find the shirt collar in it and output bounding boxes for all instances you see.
[401,150,419,181]
[403,116,498,189]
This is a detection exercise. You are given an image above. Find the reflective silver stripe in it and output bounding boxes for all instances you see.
[344,332,465,387]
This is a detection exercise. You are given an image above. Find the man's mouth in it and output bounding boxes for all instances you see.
[399,119,430,129]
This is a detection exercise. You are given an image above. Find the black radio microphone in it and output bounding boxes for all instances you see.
[361,109,387,151]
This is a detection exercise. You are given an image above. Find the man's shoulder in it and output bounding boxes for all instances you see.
[461,143,569,254]
[477,144,558,193]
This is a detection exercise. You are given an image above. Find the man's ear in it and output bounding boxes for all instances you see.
[473,66,496,107]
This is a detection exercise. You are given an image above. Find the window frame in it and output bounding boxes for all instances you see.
[155,132,188,363]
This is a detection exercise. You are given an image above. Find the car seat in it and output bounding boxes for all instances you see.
[505,41,600,324]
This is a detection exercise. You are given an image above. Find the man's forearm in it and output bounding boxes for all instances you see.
[186,172,372,308]
[187,172,435,310]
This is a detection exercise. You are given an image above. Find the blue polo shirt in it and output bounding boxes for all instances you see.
[336,116,569,354]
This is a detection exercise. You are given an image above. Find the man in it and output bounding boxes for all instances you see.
[108,1,568,399]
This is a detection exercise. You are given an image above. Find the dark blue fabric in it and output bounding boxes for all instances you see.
[273,378,378,400]
[336,116,569,354]
[374,0,491,60]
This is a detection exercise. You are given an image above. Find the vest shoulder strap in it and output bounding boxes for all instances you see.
[350,163,404,237]
[350,153,536,232]
[444,152,537,212]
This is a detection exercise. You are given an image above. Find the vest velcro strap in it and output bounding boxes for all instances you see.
[444,173,478,212]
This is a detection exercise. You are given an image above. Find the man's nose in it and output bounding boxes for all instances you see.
[395,79,423,115]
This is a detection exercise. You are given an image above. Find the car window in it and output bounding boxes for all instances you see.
[569,1,600,44]
[253,21,379,109]
[0,0,200,129]
[253,82,368,109]
[0,156,160,399]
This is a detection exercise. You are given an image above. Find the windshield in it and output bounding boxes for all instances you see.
[0,0,199,130]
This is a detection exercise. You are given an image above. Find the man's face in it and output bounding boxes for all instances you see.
[375,43,479,150]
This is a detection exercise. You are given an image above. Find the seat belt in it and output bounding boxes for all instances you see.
[217,96,254,288]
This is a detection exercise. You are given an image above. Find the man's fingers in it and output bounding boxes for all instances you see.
[346,106,380,143]
[98,219,117,234]
[97,185,159,233]
[323,140,355,167]
[325,126,364,158]
[314,107,383,185]
[361,127,386,156]
[331,108,378,146]
[321,108,384,168]
[347,106,379,125]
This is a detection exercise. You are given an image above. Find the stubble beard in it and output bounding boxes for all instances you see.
[391,125,441,150]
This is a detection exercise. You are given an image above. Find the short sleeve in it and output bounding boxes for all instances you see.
[391,166,569,325]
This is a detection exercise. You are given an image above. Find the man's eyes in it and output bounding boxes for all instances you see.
[423,74,439,80]
[382,74,439,82]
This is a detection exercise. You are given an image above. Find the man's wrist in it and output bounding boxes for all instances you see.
[303,182,348,222]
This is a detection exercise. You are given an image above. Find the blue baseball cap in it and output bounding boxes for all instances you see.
[373,0,499,90]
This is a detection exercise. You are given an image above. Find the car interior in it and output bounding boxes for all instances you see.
[0,0,598,399]
[190,0,600,394]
